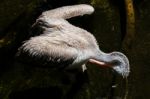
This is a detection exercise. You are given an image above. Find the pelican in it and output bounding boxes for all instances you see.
[17,4,130,77]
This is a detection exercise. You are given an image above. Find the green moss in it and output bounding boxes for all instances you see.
[90,0,109,9]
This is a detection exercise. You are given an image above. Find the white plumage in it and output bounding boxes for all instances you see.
[17,4,130,77]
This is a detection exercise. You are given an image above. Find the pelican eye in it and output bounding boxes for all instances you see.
[111,60,121,66]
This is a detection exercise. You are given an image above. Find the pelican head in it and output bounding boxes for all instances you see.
[89,51,130,77]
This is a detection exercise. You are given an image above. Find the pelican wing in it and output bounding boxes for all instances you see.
[17,4,94,69]
[33,4,94,32]
[16,36,78,69]
[39,4,94,20]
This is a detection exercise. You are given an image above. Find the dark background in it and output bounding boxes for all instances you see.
[0,0,150,99]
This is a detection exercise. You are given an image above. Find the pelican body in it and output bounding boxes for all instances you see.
[17,4,130,77]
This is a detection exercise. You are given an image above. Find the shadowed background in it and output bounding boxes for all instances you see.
[0,0,150,99]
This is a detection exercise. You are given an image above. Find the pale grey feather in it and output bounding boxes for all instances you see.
[17,4,130,77]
